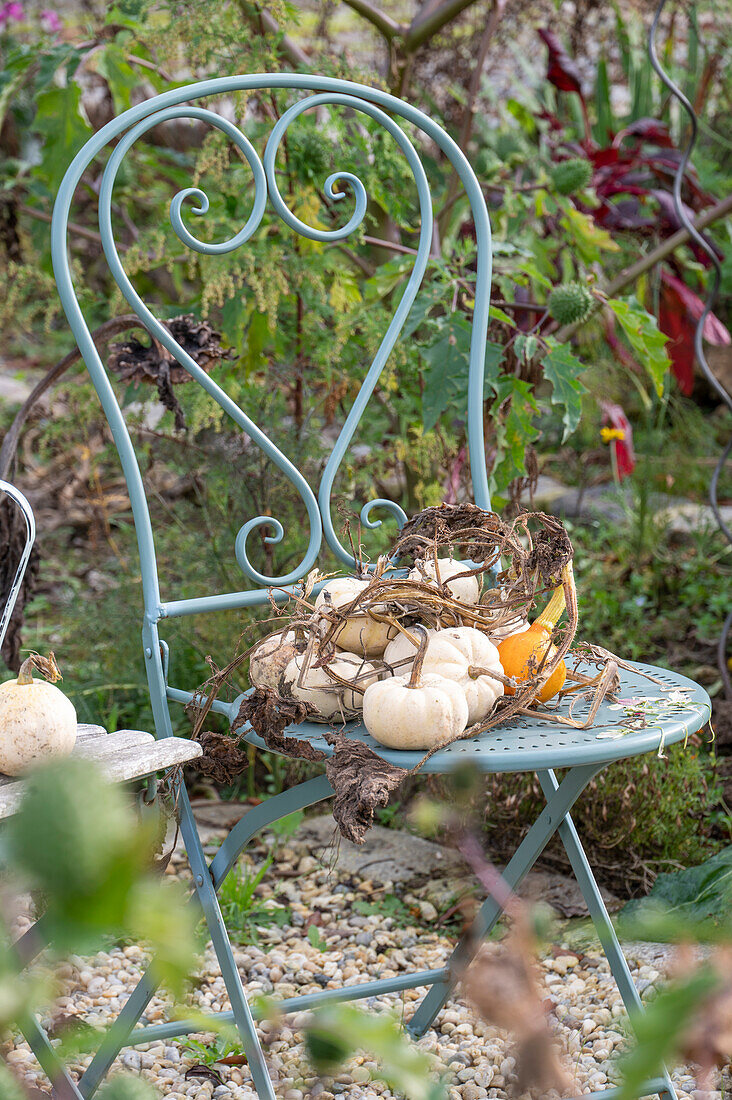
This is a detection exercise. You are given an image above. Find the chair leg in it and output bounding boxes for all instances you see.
[78,775,333,1099]
[536,770,678,1100]
[408,763,602,1038]
[14,1010,86,1100]
[179,793,277,1100]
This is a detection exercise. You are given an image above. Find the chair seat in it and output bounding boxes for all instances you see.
[0,725,202,820]
[235,660,711,774]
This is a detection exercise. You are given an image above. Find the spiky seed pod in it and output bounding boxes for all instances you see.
[547,282,595,325]
[549,157,593,196]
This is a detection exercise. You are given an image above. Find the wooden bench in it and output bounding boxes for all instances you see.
[0,725,202,820]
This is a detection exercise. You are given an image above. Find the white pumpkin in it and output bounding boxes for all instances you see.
[408,557,481,605]
[384,626,504,725]
[362,625,469,750]
[283,651,379,722]
[421,627,504,724]
[363,672,468,750]
[314,577,398,657]
[249,629,303,692]
[383,626,435,673]
[0,654,77,776]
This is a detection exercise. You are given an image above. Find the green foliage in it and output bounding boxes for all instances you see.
[307,924,329,952]
[541,338,587,440]
[305,1004,444,1100]
[0,0,705,519]
[547,282,595,325]
[607,298,671,396]
[0,1064,28,1100]
[218,857,290,947]
[481,742,721,894]
[568,514,732,666]
[32,83,92,190]
[10,757,135,898]
[621,847,732,930]
[7,758,197,995]
[353,893,416,927]
[181,1032,242,1067]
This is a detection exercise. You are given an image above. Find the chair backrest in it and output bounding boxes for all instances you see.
[51,74,494,737]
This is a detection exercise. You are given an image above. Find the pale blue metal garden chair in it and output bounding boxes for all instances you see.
[18,74,711,1100]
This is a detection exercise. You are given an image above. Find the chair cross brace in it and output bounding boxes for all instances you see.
[14,764,676,1100]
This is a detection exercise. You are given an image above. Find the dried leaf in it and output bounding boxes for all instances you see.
[184,1065,225,1086]
[324,734,408,845]
[194,730,251,786]
[233,687,327,763]
[108,315,235,430]
[108,315,233,385]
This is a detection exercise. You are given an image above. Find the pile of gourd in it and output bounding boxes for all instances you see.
[248,555,568,752]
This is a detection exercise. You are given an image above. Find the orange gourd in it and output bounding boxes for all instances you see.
[497,582,567,703]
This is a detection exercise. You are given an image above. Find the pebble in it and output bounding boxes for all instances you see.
[2,829,711,1100]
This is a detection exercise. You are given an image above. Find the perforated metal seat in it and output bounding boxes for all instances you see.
[226,661,710,774]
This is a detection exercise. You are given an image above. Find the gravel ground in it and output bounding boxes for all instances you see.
[4,821,729,1100]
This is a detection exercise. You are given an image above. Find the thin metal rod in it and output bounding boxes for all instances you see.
[0,480,35,654]
[15,1011,86,1100]
[120,968,452,1046]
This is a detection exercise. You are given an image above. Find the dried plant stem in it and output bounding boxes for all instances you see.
[407,627,429,689]
[468,664,516,689]
[16,651,62,685]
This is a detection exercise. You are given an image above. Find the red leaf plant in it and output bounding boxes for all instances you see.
[536,31,719,263]
[658,267,731,395]
[600,402,636,480]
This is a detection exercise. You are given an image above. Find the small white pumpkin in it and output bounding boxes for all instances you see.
[249,629,304,692]
[420,627,504,724]
[314,577,398,657]
[383,626,435,673]
[363,627,469,750]
[384,626,504,725]
[283,651,379,722]
[0,653,77,776]
[408,557,481,605]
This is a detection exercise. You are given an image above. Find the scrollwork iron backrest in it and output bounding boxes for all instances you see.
[51,74,493,659]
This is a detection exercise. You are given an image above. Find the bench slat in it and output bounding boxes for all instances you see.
[75,724,109,742]
[0,731,202,820]
[74,730,155,761]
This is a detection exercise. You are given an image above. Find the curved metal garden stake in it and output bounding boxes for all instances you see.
[0,480,36,656]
